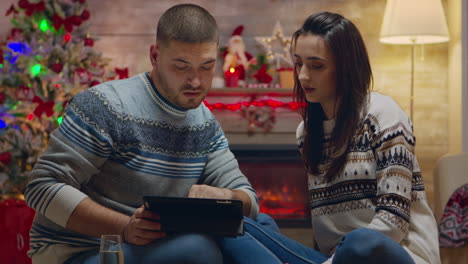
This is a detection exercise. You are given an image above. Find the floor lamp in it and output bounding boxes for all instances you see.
[380,0,449,121]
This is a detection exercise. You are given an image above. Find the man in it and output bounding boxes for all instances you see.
[24,4,259,264]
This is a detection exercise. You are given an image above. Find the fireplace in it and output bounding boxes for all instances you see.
[231,144,311,227]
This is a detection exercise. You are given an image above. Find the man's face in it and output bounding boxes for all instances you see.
[150,40,218,109]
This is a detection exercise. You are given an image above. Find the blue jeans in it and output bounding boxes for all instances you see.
[219,214,415,264]
[65,233,222,264]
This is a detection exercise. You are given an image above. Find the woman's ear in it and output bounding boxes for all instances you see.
[150,44,159,66]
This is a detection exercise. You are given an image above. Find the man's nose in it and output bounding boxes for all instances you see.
[188,70,201,88]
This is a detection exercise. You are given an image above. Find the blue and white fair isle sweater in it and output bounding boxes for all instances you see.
[24,73,259,263]
[297,92,440,264]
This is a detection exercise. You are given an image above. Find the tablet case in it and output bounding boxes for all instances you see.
[143,196,244,237]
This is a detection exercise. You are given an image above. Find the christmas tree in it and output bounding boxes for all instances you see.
[0,0,127,195]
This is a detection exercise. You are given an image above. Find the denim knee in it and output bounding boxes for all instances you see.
[333,228,414,264]
[173,233,223,264]
[255,213,280,233]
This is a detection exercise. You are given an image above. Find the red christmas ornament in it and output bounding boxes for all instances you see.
[84,37,94,47]
[0,151,12,165]
[115,67,129,79]
[64,33,71,42]
[5,4,19,16]
[81,10,90,21]
[50,63,63,74]
[0,93,6,104]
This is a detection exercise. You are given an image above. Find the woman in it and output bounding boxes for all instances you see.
[220,11,440,264]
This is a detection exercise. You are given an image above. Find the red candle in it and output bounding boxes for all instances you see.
[224,67,239,88]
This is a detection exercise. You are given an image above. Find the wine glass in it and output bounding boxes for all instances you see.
[99,234,124,264]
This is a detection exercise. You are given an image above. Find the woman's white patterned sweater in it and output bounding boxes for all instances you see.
[296,92,440,264]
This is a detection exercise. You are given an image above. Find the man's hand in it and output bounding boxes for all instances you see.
[122,205,166,245]
[188,184,252,216]
[188,184,234,199]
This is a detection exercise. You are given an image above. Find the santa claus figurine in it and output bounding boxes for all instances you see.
[222,25,256,87]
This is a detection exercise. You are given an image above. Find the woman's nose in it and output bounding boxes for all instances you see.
[298,67,309,82]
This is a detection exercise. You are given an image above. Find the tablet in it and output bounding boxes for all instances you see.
[143,196,244,237]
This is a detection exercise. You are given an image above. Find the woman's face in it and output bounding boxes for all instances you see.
[294,34,337,119]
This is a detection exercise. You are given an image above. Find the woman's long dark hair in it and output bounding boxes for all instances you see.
[292,12,372,182]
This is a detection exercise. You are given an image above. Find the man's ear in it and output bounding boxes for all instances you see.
[150,44,159,66]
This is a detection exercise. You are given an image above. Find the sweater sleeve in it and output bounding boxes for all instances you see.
[199,122,259,219]
[367,117,414,242]
[24,89,114,228]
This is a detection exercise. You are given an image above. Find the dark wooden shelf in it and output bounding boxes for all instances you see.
[208,88,294,97]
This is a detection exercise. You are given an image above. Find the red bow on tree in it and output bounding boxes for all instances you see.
[5,4,19,16]
[18,0,45,17]
[115,68,129,79]
[52,14,83,32]
[32,96,54,118]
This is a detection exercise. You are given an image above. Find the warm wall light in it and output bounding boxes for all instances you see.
[380,0,449,120]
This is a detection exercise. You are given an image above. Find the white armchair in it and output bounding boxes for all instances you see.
[433,152,468,222]
[433,152,468,264]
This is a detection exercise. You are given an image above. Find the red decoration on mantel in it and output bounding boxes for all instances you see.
[203,99,304,111]
[224,67,239,87]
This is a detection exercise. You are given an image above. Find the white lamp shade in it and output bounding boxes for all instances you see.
[380,0,450,44]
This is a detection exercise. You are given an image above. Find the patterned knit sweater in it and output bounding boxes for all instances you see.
[24,73,259,263]
[296,92,440,264]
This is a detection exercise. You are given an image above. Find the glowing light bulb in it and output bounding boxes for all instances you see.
[39,19,50,32]
[64,33,71,42]
[31,64,41,76]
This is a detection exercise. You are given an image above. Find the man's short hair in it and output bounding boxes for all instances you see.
[156,4,218,46]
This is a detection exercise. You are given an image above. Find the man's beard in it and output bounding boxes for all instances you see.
[157,71,206,109]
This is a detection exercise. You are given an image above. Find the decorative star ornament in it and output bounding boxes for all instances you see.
[255,21,293,69]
